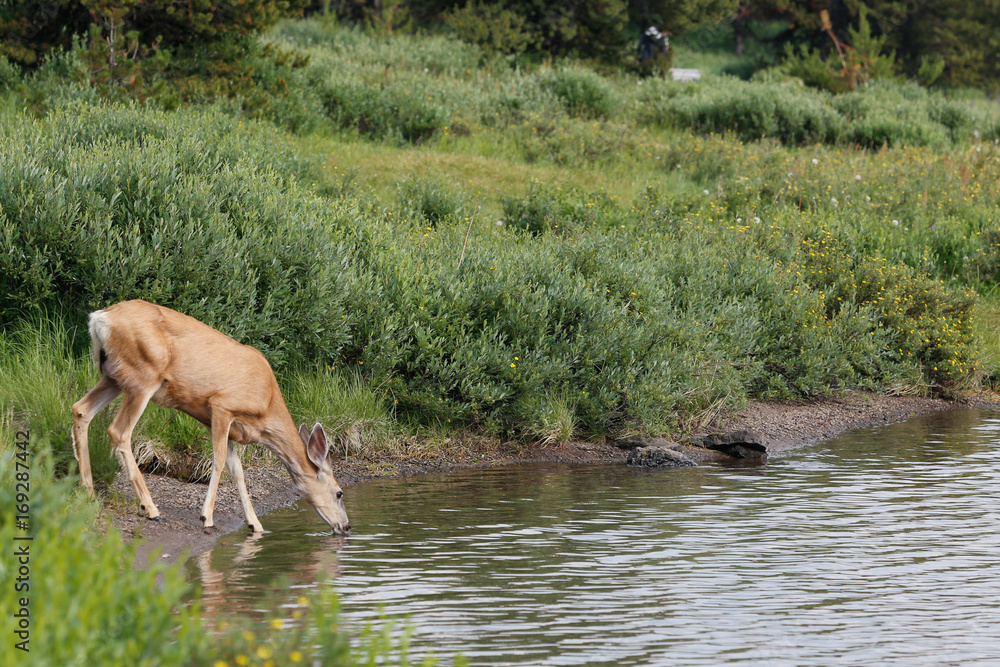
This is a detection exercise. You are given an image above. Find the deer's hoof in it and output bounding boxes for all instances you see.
[147,514,164,522]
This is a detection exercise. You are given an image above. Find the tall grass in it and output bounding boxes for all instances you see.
[286,367,396,458]
[520,390,579,446]
[0,316,117,484]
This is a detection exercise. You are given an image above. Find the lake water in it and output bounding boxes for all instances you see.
[188,409,1000,665]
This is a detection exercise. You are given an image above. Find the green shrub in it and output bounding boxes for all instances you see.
[633,76,687,122]
[17,45,99,116]
[637,75,996,149]
[832,83,953,147]
[0,100,987,444]
[0,103,355,370]
[539,66,619,119]
[314,69,454,143]
[845,108,948,148]
[502,183,562,234]
[643,78,844,145]
[397,176,470,225]
[928,97,976,142]
[795,232,978,387]
[480,75,562,127]
[511,114,639,164]
[0,54,19,92]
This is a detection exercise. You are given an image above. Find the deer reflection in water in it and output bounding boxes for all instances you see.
[193,529,348,622]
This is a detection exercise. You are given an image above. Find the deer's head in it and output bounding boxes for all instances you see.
[298,423,351,535]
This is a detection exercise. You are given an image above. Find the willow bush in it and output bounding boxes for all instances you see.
[0,103,355,370]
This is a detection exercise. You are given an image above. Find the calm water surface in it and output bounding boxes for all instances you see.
[189,409,1000,665]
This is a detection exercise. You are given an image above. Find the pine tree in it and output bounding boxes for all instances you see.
[741,1,999,91]
[1,0,308,69]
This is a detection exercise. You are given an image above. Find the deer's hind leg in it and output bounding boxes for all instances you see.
[200,408,234,530]
[108,386,162,519]
[72,374,122,497]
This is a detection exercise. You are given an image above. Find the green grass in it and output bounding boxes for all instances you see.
[291,129,672,221]
[286,367,396,458]
[520,390,579,446]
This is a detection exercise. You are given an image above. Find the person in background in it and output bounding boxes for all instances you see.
[637,25,671,77]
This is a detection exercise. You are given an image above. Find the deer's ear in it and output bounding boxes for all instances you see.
[306,423,329,468]
[298,424,310,446]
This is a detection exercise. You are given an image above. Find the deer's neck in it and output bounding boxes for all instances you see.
[262,417,313,485]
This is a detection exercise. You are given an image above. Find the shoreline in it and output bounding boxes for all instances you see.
[110,391,997,569]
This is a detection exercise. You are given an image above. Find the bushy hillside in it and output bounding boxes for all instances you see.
[1,20,997,462]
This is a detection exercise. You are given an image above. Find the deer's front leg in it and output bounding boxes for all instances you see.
[226,442,262,533]
[200,411,233,530]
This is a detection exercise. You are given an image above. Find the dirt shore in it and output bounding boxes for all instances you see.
[110,392,997,569]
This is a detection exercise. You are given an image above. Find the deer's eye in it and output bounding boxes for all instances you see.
[336,491,344,500]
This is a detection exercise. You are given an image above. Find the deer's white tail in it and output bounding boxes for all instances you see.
[87,309,113,373]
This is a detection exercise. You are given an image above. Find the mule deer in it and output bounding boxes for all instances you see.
[71,299,350,535]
